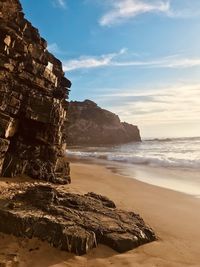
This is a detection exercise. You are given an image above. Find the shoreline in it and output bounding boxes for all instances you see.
[0,160,200,266]
[67,155,200,197]
[69,161,200,266]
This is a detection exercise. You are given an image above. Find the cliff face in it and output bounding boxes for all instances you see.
[68,100,141,145]
[0,1,156,257]
[0,0,71,183]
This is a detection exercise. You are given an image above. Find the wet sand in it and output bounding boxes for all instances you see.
[0,161,200,266]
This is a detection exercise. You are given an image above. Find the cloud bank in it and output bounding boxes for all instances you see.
[97,83,200,126]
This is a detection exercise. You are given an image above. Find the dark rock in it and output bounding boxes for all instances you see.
[0,184,156,255]
[67,100,141,146]
[85,192,116,208]
[0,0,71,183]
[0,138,10,174]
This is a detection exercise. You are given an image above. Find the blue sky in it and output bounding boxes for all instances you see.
[21,0,200,138]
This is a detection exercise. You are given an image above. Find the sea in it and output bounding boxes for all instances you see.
[66,137,200,197]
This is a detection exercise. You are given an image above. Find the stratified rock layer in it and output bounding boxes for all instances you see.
[68,100,141,146]
[0,0,71,183]
[0,184,156,255]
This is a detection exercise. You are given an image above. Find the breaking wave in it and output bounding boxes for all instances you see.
[66,137,200,170]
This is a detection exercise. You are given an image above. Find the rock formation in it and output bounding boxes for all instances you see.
[0,184,156,255]
[0,0,156,257]
[67,100,141,146]
[0,0,71,183]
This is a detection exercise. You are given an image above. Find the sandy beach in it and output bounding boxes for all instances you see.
[1,161,200,267]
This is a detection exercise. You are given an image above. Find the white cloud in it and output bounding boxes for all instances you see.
[53,0,67,9]
[99,0,170,26]
[63,50,200,72]
[63,54,113,72]
[97,82,200,127]
[63,48,126,71]
[113,56,200,69]
[57,0,66,8]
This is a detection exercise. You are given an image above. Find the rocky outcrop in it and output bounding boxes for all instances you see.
[0,0,156,257]
[67,100,141,146]
[0,0,71,183]
[0,184,156,255]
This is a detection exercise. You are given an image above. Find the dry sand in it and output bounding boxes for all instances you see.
[0,161,200,267]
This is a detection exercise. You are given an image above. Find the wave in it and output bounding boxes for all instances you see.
[66,136,200,170]
[145,138,173,142]
[66,150,200,170]
[145,136,200,143]
[107,155,200,169]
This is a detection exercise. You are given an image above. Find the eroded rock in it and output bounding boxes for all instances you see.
[0,184,156,255]
[0,0,71,183]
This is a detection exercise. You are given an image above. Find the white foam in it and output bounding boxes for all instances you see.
[66,137,200,170]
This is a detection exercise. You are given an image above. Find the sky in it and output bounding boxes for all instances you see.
[20,0,200,138]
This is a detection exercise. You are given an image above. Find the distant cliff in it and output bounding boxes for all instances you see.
[68,100,141,145]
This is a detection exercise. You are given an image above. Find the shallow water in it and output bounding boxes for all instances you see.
[66,137,200,196]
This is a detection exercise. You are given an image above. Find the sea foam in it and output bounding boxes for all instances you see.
[67,137,200,170]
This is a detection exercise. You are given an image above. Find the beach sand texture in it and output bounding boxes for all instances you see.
[0,162,200,267]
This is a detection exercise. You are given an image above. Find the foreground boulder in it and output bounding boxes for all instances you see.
[68,100,141,146]
[0,0,71,183]
[0,184,156,255]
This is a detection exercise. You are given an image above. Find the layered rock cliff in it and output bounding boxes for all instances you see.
[68,100,141,145]
[0,0,156,258]
[0,0,71,183]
